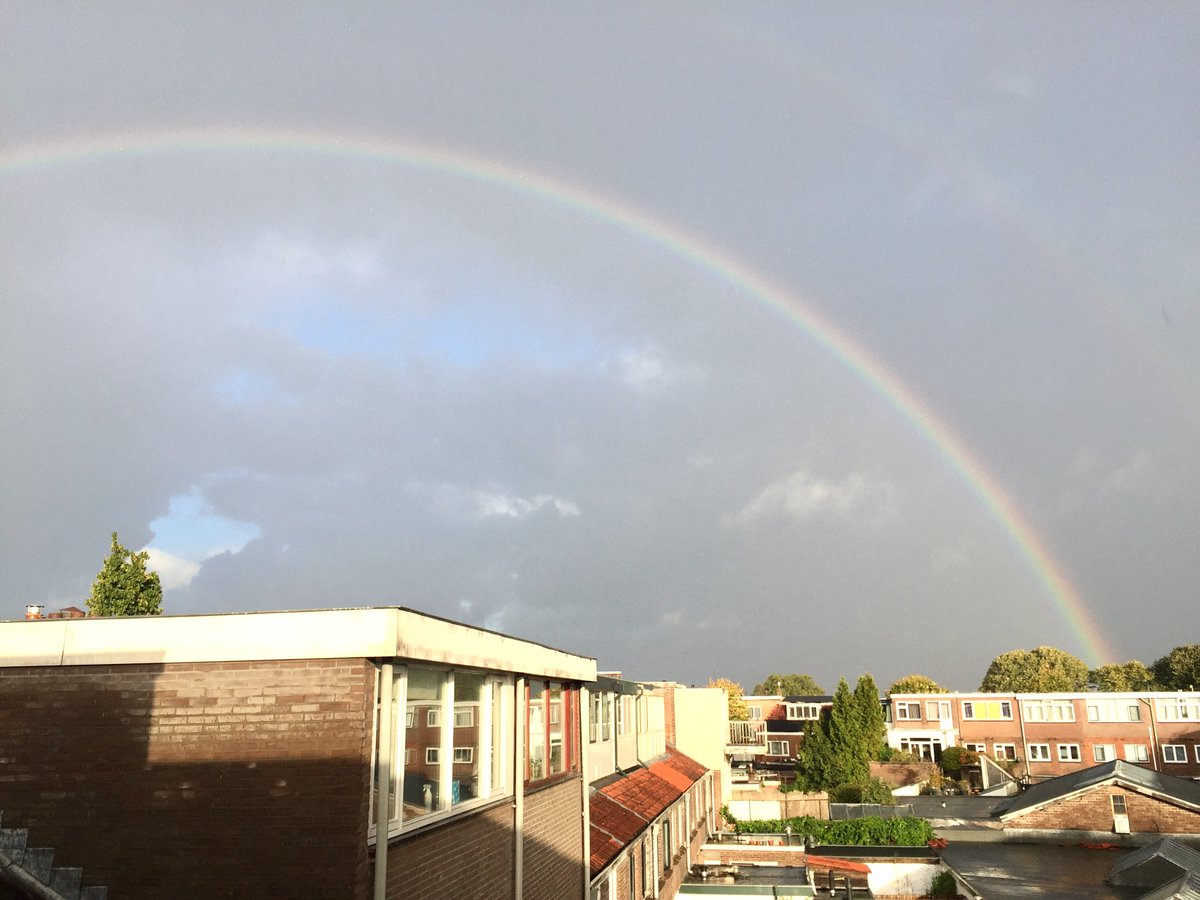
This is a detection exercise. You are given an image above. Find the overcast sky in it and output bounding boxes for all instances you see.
[3,4,1198,692]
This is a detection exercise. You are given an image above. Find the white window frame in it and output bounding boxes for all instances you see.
[427,708,440,727]
[1163,744,1188,764]
[452,746,473,764]
[1157,699,1200,722]
[786,703,820,720]
[1093,744,1116,763]
[748,705,762,720]
[1057,743,1081,762]
[369,665,514,842]
[926,700,951,721]
[1028,743,1051,762]
[454,707,474,728]
[993,743,1016,760]
[766,739,789,757]
[1124,744,1149,763]
[1023,700,1076,723]
[964,742,987,754]
[895,702,921,720]
[961,700,1012,720]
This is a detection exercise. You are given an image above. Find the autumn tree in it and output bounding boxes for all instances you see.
[752,673,825,696]
[979,646,1089,693]
[708,677,749,720]
[1151,645,1200,690]
[1090,661,1158,692]
[888,674,947,695]
[87,532,163,617]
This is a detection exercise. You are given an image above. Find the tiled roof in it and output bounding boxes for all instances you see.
[589,746,711,877]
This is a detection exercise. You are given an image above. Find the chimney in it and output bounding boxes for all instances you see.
[25,604,45,620]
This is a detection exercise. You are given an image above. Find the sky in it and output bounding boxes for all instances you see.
[3,4,1198,693]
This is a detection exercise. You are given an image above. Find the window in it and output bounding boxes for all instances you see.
[926,701,951,721]
[994,743,1016,760]
[899,737,940,761]
[527,680,575,783]
[962,700,1012,720]
[786,703,821,720]
[1093,744,1116,763]
[641,839,652,896]
[965,743,987,753]
[602,694,612,742]
[1028,744,1051,762]
[1124,744,1149,763]
[1087,700,1141,722]
[662,818,672,870]
[767,740,789,756]
[628,855,636,900]
[1163,744,1188,764]
[748,705,762,720]
[1157,699,1200,722]
[371,664,513,839]
[1023,700,1076,722]
[1111,795,1127,815]
[1057,744,1081,762]
[590,693,602,743]
[894,702,921,720]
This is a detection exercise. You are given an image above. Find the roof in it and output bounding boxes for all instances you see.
[939,843,1140,900]
[1110,839,1200,897]
[0,606,596,680]
[997,760,1200,822]
[589,747,710,877]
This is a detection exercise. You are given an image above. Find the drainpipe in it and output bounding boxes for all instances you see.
[581,685,591,900]
[373,663,394,900]
[1017,696,1031,784]
[1139,697,1160,772]
[515,676,526,900]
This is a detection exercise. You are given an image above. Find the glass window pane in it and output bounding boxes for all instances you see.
[549,685,565,774]
[404,666,444,821]
[452,672,484,805]
[491,679,507,796]
[528,680,546,781]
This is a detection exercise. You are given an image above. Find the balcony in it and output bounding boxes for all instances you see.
[727,719,767,751]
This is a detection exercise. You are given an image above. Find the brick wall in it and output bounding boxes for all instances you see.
[1007,785,1200,834]
[0,658,374,898]
[384,798,515,899]
[524,777,586,900]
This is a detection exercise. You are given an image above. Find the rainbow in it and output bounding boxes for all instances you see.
[0,126,1117,665]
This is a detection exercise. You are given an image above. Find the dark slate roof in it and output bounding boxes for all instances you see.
[997,760,1200,821]
[588,746,710,877]
[1133,872,1200,900]
[1110,839,1200,891]
[939,843,1140,900]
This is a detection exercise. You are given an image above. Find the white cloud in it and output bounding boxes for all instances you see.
[475,491,581,520]
[725,468,895,528]
[614,345,703,394]
[249,234,382,287]
[142,548,203,589]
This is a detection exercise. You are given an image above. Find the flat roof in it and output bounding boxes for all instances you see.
[0,606,596,680]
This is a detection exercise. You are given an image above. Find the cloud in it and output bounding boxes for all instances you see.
[474,492,581,520]
[142,548,202,589]
[724,469,895,528]
[614,345,702,394]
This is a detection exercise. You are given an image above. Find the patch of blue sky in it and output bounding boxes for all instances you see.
[214,369,295,406]
[148,491,260,562]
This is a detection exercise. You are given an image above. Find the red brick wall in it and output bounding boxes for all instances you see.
[384,799,515,900]
[1007,785,1200,834]
[524,777,586,900]
[0,659,374,898]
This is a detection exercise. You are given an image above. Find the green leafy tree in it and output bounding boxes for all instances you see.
[795,707,838,792]
[708,677,749,721]
[979,646,1089,693]
[752,673,825,696]
[888,674,947,695]
[827,678,869,786]
[87,532,163,617]
[1090,661,1158,692]
[853,674,887,761]
[1151,645,1200,690]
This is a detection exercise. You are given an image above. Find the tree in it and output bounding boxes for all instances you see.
[795,707,838,792]
[887,674,947,695]
[1091,661,1158,692]
[827,678,870,787]
[87,532,163,617]
[752,673,825,696]
[852,674,887,761]
[708,677,748,721]
[1151,645,1200,690]
[979,646,1089,693]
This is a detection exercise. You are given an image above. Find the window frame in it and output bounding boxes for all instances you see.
[785,702,820,720]
[1163,744,1188,764]
[526,680,577,785]
[1124,744,1149,763]
[895,702,921,720]
[1028,743,1051,762]
[1056,743,1082,762]
[766,739,789,757]
[1093,744,1116,763]
[993,743,1016,760]
[926,700,951,721]
[961,700,1012,720]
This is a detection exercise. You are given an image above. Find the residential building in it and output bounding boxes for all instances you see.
[887,691,1200,780]
[0,607,596,899]
[725,695,832,781]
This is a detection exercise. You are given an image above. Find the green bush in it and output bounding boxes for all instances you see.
[927,869,958,898]
[829,777,895,805]
[939,746,978,775]
[735,815,934,846]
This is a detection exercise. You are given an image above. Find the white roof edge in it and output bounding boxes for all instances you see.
[0,607,595,680]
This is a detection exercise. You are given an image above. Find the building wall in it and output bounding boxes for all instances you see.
[1005,785,1200,835]
[668,687,728,811]
[0,658,374,899]
[384,799,515,900]
[523,777,586,900]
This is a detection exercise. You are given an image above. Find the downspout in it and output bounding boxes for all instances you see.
[1139,697,1160,772]
[373,662,394,900]
[514,676,526,900]
[1017,696,1030,784]
[580,686,591,900]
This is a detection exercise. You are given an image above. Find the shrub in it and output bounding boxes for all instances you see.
[735,815,934,846]
[927,869,958,898]
[830,777,895,805]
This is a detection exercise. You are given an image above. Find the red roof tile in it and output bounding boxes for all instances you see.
[590,824,624,875]
[590,791,648,845]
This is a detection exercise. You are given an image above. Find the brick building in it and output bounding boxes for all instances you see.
[887,691,1200,780]
[0,607,595,899]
